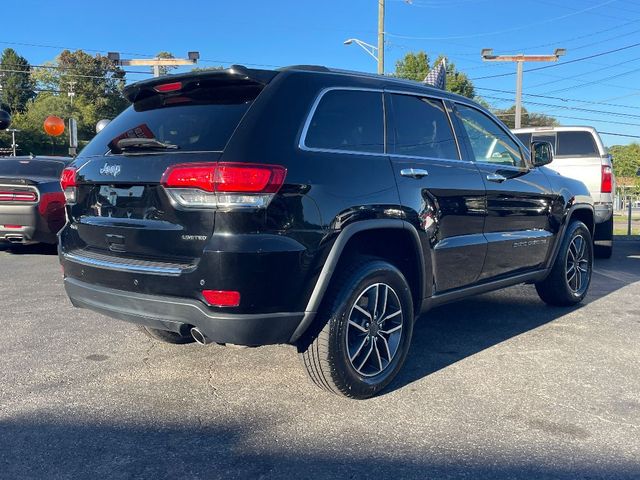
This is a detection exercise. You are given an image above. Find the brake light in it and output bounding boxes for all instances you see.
[161,162,287,209]
[153,82,182,93]
[3,225,22,229]
[202,290,241,307]
[0,191,37,202]
[60,167,78,203]
[601,165,612,193]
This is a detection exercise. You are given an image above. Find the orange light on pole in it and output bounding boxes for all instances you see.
[43,115,65,136]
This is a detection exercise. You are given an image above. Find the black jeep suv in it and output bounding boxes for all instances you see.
[59,66,594,399]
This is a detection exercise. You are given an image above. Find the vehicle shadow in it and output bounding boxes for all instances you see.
[389,240,640,394]
[0,417,637,480]
[0,242,58,255]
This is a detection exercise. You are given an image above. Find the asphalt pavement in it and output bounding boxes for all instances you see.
[0,241,639,479]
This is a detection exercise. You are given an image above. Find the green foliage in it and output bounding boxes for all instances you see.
[9,93,70,155]
[393,51,475,98]
[0,48,36,113]
[394,51,430,82]
[0,49,129,155]
[493,105,559,129]
[609,143,640,191]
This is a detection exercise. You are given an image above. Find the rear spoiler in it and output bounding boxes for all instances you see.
[123,65,279,103]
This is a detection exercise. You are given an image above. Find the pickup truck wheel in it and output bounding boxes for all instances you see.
[536,220,593,306]
[140,326,195,344]
[593,216,613,259]
[298,258,414,399]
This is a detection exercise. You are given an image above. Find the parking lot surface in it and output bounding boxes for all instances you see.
[1,241,639,479]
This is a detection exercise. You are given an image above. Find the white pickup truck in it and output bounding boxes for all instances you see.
[513,126,615,258]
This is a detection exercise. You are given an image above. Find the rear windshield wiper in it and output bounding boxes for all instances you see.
[112,138,179,153]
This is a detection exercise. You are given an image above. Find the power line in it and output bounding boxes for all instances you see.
[598,131,640,139]
[386,0,616,41]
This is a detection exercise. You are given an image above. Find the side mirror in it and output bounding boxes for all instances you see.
[0,110,11,131]
[531,141,553,167]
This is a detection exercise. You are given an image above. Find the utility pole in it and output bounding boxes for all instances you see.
[377,0,385,75]
[6,128,19,156]
[481,48,566,128]
[107,52,200,77]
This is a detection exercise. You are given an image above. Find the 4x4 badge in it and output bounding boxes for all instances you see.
[99,163,121,177]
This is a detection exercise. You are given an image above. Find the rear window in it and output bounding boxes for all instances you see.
[79,84,261,157]
[556,131,598,157]
[0,159,65,177]
[304,90,384,154]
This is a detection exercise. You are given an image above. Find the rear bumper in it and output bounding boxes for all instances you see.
[64,276,305,346]
[0,203,58,244]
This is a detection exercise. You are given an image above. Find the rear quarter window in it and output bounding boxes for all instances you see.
[556,131,598,157]
[303,89,384,154]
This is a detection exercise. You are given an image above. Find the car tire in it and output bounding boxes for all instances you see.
[140,326,195,344]
[298,258,414,399]
[594,216,613,259]
[535,220,593,307]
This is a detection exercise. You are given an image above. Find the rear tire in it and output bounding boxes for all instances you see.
[594,216,613,259]
[140,326,195,344]
[298,258,414,399]
[535,220,593,306]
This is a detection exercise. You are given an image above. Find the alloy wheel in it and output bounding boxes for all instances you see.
[566,234,590,295]
[345,283,404,377]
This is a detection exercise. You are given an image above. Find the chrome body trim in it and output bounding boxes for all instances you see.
[63,251,189,276]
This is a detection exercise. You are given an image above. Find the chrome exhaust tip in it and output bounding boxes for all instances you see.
[5,235,24,244]
[190,327,209,345]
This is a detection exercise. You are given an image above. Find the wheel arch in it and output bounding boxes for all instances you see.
[289,219,427,343]
[545,203,595,270]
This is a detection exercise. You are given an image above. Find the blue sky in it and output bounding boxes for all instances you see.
[4,0,640,146]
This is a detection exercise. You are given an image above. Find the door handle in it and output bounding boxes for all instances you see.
[400,168,429,179]
[486,173,507,183]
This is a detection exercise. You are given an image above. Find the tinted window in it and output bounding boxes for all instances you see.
[556,131,598,157]
[515,133,531,146]
[80,84,260,157]
[0,159,65,178]
[455,104,525,167]
[390,94,459,160]
[305,90,384,153]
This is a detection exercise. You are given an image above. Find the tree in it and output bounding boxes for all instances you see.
[393,51,476,98]
[609,143,640,193]
[49,50,128,141]
[394,51,430,82]
[10,93,71,155]
[493,105,559,129]
[0,48,36,113]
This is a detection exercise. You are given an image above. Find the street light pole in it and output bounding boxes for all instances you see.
[377,0,385,75]
[481,48,566,128]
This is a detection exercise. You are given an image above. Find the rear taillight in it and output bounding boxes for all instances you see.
[0,191,37,202]
[202,290,241,307]
[601,165,612,193]
[60,167,78,203]
[161,162,287,209]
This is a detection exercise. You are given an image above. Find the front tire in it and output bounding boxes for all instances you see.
[536,220,593,306]
[298,258,414,399]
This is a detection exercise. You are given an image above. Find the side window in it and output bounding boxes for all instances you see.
[304,89,384,154]
[455,104,525,168]
[390,94,459,160]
